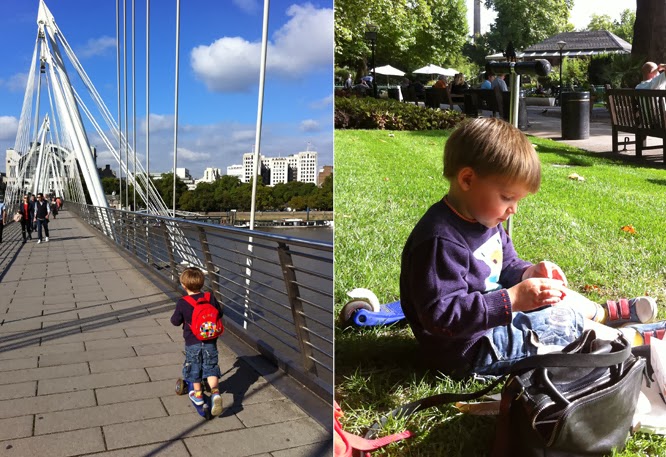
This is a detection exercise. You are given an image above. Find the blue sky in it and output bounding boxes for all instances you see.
[0,0,333,178]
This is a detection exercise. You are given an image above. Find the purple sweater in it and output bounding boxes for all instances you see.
[170,292,223,346]
[400,199,532,374]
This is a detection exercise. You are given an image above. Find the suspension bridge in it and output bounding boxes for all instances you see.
[0,1,333,456]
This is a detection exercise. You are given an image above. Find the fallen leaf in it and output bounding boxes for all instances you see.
[383,177,390,181]
[584,284,600,292]
[568,173,584,181]
[621,225,636,234]
[388,133,395,137]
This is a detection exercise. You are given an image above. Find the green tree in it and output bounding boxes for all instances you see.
[153,173,188,210]
[335,0,468,77]
[586,10,635,43]
[101,177,118,195]
[484,0,574,52]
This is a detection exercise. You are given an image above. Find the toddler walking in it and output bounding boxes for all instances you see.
[171,267,224,415]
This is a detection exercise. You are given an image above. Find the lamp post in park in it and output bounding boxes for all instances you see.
[557,40,566,105]
[365,23,378,98]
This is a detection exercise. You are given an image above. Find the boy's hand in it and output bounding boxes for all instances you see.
[522,261,568,287]
[508,278,567,312]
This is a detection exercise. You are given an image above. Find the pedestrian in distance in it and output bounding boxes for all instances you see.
[170,267,225,416]
[400,117,664,378]
[0,199,6,243]
[33,193,50,244]
[19,195,34,242]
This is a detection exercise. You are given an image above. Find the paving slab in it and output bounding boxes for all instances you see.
[0,212,330,455]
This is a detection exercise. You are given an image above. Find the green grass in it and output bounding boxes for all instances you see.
[334,129,666,456]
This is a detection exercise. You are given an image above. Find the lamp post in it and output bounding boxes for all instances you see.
[557,40,566,106]
[365,23,378,98]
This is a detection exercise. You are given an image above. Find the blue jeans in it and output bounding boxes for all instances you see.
[35,218,49,241]
[182,342,222,383]
[471,305,585,376]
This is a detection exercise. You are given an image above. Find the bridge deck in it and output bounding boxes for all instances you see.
[0,211,329,457]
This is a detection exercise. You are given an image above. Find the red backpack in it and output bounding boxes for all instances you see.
[183,292,224,341]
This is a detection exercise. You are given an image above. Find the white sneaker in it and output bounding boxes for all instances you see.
[37,240,41,244]
[45,237,49,242]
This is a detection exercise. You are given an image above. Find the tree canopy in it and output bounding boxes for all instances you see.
[335,0,468,77]
[483,0,574,52]
[585,10,635,43]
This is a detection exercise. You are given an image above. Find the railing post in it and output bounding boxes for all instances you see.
[197,226,219,297]
[144,217,153,266]
[131,212,137,256]
[161,220,178,286]
[276,242,317,376]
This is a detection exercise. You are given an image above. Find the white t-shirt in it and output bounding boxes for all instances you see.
[636,71,666,90]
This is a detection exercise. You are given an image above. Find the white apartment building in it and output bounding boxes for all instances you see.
[226,164,243,181]
[201,167,221,183]
[235,150,318,186]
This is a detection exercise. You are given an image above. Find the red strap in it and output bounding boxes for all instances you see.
[183,292,211,307]
[607,300,618,321]
[619,299,630,320]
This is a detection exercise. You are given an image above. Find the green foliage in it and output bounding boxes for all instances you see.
[335,96,465,130]
[484,0,574,52]
[335,0,469,76]
[563,56,590,88]
[585,10,635,44]
[587,53,643,88]
[153,173,189,210]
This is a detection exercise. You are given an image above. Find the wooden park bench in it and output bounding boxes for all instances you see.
[606,88,666,161]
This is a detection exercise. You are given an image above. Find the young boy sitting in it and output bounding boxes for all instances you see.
[170,267,224,415]
[400,117,661,377]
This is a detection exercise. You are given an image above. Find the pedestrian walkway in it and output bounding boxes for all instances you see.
[0,212,330,457]
[524,106,664,166]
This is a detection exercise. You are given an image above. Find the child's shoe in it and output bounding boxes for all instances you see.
[602,297,657,327]
[624,321,666,345]
[211,393,223,416]
[188,390,204,406]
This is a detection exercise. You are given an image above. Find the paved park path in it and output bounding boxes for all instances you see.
[0,211,330,457]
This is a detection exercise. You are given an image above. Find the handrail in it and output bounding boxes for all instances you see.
[68,202,333,400]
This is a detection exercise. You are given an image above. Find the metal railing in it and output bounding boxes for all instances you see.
[69,202,333,400]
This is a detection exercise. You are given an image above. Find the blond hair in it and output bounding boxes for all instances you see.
[180,267,205,292]
[443,117,541,192]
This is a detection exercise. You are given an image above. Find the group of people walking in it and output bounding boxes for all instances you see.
[15,193,62,244]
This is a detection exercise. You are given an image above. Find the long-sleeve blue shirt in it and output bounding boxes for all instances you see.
[400,198,532,374]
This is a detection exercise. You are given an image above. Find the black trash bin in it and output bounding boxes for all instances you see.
[561,91,590,140]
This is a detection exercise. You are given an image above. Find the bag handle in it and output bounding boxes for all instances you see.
[364,375,505,439]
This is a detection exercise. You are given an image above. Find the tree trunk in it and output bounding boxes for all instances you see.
[633,0,666,63]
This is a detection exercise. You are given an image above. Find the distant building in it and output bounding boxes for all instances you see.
[233,149,319,186]
[201,167,221,183]
[226,164,243,180]
[318,165,333,186]
[175,168,192,180]
[98,164,116,178]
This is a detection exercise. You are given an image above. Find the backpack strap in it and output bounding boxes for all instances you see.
[182,292,212,307]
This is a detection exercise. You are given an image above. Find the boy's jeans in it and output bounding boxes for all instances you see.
[182,341,222,383]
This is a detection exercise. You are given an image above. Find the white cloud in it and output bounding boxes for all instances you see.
[300,119,320,132]
[233,0,260,14]
[174,147,211,162]
[78,36,116,58]
[191,3,333,92]
[309,94,333,109]
[139,114,174,133]
[0,116,19,141]
[1,73,29,92]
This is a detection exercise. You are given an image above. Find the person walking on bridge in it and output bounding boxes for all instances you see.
[19,195,34,243]
[0,199,6,243]
[33,193,50,244]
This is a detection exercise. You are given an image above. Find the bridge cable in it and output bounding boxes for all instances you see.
[172,0,181,217]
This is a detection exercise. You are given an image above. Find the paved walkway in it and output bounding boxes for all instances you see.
[524,106,664,166]
[0,212,330,457]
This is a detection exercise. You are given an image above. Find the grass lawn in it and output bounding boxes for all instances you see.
[334,128,666,456]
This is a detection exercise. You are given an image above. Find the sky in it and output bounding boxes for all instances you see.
[465,0,635,36]
[0,0,333,178]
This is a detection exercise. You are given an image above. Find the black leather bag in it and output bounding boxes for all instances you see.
[365,330,645,457]
[492,330,645,457]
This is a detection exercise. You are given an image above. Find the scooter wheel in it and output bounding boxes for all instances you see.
[175,378,187,395]
[339,300,373,326]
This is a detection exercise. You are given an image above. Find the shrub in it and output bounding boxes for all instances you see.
[334,96,465,131]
